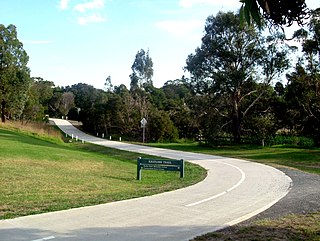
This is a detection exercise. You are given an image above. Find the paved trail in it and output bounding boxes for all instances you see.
[0,119,292,241]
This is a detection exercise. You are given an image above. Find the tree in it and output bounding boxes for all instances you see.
[185,12,292,143]
[0,24,31,122]
[59,92,75,117]
[22,78,54,122]
[284,9,320,144]
[114,84,141,138]
[285,65,320,144]
[240,0,309,28]
[148,110,179,142]
[67,83,107,133]
[130,49,154,90]
[104,75,113,92]
[293,8,320,72]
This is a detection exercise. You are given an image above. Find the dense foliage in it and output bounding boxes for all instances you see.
[240,0,310,28]
[1,9,320,145]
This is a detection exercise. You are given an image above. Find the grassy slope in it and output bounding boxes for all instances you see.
[0,127,206,219]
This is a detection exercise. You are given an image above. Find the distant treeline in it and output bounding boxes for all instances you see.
[1,10,320,145]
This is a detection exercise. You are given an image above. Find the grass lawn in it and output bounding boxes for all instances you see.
[0,126,206,219]
[192,212,320,241]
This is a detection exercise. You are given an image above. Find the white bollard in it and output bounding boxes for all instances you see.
[102,133,105,138]
[76,136,78,141]
[71,134,74,139]
[109,136,112,140]
[119,137,122,141]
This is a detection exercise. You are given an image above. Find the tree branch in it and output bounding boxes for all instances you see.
[239,90,258,104]
[242,91,265,117]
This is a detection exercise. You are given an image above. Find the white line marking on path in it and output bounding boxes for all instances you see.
[185,162,246,207]
[225,176,293,226]
[31,236,55,241]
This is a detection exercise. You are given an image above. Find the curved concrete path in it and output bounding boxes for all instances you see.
[0,119,292,241]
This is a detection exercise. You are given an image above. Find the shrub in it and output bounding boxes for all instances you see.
[267,135,315,147]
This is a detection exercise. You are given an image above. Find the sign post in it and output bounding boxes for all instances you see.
[140,118,147,143]
[137,157,184,180]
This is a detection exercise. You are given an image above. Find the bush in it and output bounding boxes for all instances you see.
[148,110,179,142]
[267,135,315,147]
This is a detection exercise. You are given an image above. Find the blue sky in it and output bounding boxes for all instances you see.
[0,0,319,89]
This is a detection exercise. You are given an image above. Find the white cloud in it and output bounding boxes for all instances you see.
[77,13,106,25]
[58,0,71,10]
[74,0,104,13]
[179,0,236,8]
[155,20,203,37]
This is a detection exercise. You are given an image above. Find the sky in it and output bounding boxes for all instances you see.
[0,0,319,90]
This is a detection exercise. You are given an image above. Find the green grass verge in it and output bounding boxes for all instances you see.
[192,212,320,241]
[0,128,206,219]
[146,143,320,174]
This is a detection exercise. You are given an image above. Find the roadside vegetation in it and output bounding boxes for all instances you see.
[0,123,206,219]
[192,212,320,241]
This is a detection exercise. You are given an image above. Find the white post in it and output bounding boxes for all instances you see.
[102,133,105,138]
[109,136,112,140]
[71,134,74,139]
[76,136,78,141]
[119,137,122,142]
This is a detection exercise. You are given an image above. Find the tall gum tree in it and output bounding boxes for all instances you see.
[0,24,31,122]
[129,49,154,119]
[185,11,292,143]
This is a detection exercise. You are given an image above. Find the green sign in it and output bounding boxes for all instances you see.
[137,157,184,180]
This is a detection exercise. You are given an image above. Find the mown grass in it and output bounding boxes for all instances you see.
[146,143,320,174]
[192,212,320,241]
[0,125,206,219]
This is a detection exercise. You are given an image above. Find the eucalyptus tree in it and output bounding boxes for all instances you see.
[185,11,292,143]
[293,8,320,72]
[59,92,75,117]
[67,83,107,133]
[130,49,154,90]
[0,24,31,122]
[129,49,154,123]
[22,78,54,122]
[284,9,320,144]
[104,75,113,92]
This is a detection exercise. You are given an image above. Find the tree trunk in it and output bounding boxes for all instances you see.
[232,113,241,143]
[1,99,6,123]
[232,92,242,143]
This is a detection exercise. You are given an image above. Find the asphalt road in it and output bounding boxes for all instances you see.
[0,119,292,241]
